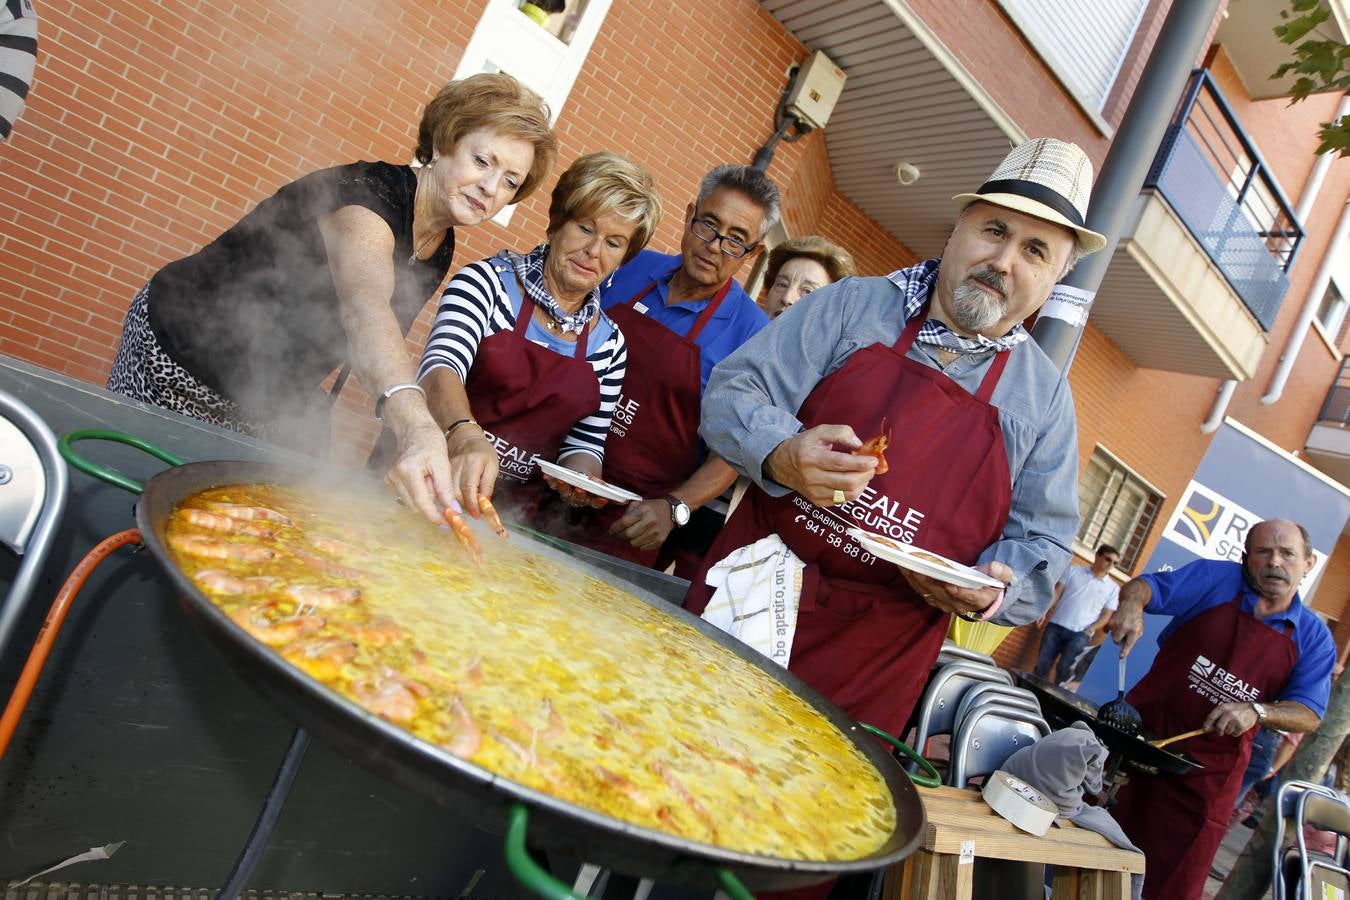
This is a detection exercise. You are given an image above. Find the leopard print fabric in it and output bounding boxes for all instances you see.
[107,284,266,438]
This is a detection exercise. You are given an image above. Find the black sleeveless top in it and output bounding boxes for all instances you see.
[148,161,454,417]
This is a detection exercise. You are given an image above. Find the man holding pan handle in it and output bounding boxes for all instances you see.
[1106,517,1334,900]
[684,138,1105,738]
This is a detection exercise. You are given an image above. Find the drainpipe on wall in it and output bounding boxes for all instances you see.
[1261,196,1350,405]
[1201,96,1350,425]
[1199,380,1239,434]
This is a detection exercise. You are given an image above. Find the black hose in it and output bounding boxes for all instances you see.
[218,727,312,900]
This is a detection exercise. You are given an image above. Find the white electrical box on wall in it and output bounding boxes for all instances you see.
[784,50,847,130]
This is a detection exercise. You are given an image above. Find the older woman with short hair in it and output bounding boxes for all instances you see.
[109,72,557,481]
[388,151,662,523]
[759,235,857,318]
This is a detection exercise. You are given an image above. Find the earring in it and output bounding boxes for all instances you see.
[605,272,615,289]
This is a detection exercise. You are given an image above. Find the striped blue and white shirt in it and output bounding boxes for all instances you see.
[418,257,627,464]
[0,0,38,141]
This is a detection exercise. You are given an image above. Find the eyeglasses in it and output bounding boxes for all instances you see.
[690,217,754,259]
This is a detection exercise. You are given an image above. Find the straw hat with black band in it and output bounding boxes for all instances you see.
[951,138,1107,255]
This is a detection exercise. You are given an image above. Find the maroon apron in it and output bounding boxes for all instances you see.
[685,309,1014,736]
[1111,594,1298,900]
[533,279,730,565]
[465,282,600,518]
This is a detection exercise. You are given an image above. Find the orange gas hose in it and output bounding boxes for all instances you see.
[0,528,143,759]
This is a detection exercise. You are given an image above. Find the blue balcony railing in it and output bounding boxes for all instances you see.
[1145,69,1303,331]
[1319,357,1350,427]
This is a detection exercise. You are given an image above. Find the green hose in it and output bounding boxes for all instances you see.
[859,722,942,787]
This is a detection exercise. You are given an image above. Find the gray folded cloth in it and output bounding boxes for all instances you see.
[1001,722,1144,900]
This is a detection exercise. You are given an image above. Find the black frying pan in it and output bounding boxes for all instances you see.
[1016,671,1202,776]
[78,448,927,892]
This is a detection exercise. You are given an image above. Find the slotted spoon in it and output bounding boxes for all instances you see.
[1097,651,1143,736]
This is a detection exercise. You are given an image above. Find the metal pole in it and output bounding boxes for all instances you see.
[1031,0,1223,370]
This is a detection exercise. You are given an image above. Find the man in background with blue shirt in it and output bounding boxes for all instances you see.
[541,165,773,566]
[1107,518,1333,899]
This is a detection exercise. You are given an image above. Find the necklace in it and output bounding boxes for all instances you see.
[408,232,439,265]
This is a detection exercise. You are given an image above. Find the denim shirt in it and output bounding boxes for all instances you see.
[699,268,1079,625]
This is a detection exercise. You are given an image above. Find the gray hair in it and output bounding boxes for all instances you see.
[696,165,781,239]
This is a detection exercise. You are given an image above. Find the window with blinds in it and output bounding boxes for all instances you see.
[1076,448,1163,572]
[998,0,1149,115]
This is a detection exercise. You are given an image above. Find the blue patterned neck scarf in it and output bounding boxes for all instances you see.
[506,244,600,335]
[887,258,1030,354]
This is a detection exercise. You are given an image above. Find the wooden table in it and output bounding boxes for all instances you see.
[883,785,1145,900]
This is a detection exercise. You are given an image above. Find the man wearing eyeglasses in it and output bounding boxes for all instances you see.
[537,164,777,567]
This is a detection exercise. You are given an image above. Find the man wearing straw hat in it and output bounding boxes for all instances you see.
[685,138,1107,738]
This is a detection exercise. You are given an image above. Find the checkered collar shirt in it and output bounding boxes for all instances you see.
[887,258,1031,354]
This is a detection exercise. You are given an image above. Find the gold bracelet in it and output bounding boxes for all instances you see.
[444,418,483,439]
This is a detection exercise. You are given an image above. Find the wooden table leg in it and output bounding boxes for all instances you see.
[1051,867,1131,900]
[1051,865,1079,898]
[883,850,973,900]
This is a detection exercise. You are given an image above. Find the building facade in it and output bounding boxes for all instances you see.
[3,0,1348,669]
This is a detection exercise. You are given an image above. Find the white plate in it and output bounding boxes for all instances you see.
[846,528,1004,590]
[536,460,643,504]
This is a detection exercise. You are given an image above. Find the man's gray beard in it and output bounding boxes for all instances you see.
[950,280,1003,334]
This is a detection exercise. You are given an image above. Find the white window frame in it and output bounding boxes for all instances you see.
[447,0,614,226]
[1075,445,1165,574]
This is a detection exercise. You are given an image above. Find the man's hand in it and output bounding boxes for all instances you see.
[1106,605,1144,655]
[1107,580,1151,655]
[902,561,1013,619]
[764,424,877,506]
[1205,701,1261,738]
[609,499,675,551]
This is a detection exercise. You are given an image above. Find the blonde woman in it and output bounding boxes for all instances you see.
[389,152,662,524]
[109,73,558,472]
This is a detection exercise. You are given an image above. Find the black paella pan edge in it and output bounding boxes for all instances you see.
[1015,671,1202,776]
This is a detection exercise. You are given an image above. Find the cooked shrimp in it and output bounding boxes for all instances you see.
[350,668,428,724]
[227,603,325,647]
[441,697,482,759]
[479,497,508,540]
[283,583,361,608]
[653,759,716,835]
[291,550,364,580]
[196,568,281,595]
[330,615,404,646]
[443,508,484,566]
[307,534,361,557]
[464,656,484,688]
[170,533,277,562]
[853,419,891,475]
[179,508,277,538]
[486,724,533,767]
[595,764,653,811]
[281,637,358,681]
[203,503,293,525]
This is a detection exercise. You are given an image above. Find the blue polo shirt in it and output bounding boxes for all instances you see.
[1141,559,1335,716]
[601,250,768,392]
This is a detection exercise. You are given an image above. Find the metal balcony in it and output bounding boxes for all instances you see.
[1091,69,1302,380]
[1147,69,1302,330]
